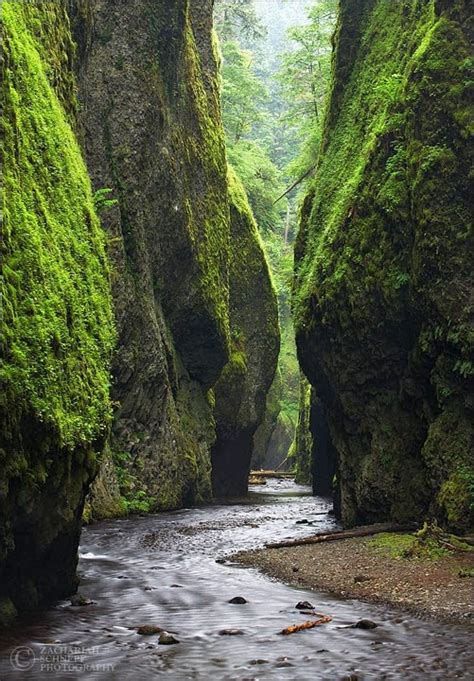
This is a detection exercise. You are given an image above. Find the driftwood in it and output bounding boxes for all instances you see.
[280,612,332,635]
[266,522,417,549]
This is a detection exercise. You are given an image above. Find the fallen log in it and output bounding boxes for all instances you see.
[249,470,294,479]
[266,522,417,549]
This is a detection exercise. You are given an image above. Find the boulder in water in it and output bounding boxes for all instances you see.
[159,631,179,645]
[295,600,314,610]
[228,596,247,604]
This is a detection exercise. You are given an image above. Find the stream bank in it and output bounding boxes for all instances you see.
[234,531,474,625]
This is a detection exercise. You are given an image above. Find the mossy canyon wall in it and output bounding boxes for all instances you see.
[1,1,115,624]
[1,0,278,622]
[294,0,473,532]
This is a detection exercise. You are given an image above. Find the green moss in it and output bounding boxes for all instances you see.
[369,532,418,558]
[295,1,471,319]
[176,7,231,353]
[458,568,474,578]
[438,466,474,529]
[1,2,115,452]
[0,598,17,628]
[291,376,313,484]
[369,531,450,561]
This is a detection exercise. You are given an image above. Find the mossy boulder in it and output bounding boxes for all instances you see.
[294,0,473,531]
[211,169,280,496]
[1,1,114,620]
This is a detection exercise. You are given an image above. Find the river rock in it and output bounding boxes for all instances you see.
[219,629,244,636]
[159,632,179,645]
[295,600,314,610]
[137,625,163,635]
[353,619,378,629]
[70,594,94,607]
[353,575,371,583]
[228,596,247,604]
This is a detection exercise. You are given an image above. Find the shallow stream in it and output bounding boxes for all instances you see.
[0,480,472,679]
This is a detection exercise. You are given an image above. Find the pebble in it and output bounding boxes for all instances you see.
[228,596,247,604]
[353,575,371,583]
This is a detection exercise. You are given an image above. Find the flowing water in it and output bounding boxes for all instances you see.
[0,480,472,680]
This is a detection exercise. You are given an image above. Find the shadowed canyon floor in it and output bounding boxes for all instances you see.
[0,481,473,679]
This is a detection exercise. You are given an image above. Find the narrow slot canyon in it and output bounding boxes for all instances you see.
[1,1,473,678]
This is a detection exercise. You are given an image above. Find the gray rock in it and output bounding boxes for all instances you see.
[353,619,378,629]
[228,596,247,604]
[158,632,179,645]
[70,594,93,607]
[137,625,163,636]
[219,629,244,636]
[295,600,314,610]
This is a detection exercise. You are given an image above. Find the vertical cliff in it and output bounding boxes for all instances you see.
[1,1,114,623]
[212,170,280,496]
[252,371,282,470]
[290,377,313,484]
[1,0,280,625]
[294,0,473,530]
[70,0,232,512]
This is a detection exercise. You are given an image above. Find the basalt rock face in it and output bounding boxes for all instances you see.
[1,2,114,623]
[252,371,282,470]
[291,378,313,485]
[71,0,232,511]
[294,0,474,531]
[291,378,335,492]
[211,171,280,496]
